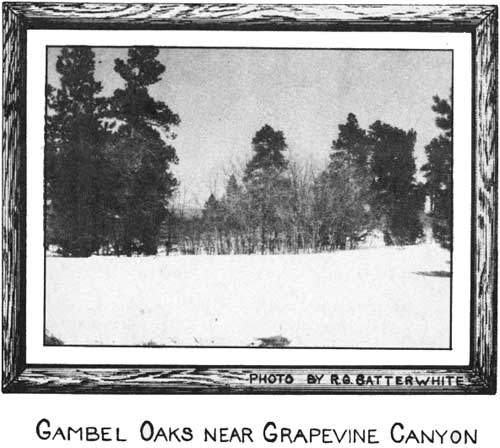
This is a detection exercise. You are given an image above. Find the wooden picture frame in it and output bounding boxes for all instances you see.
[2,3,497,394]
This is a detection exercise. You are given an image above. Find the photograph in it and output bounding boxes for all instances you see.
[44,46,453,349]
[2,3,495,394]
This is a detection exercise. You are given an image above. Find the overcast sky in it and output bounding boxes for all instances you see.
[47,47,452,206]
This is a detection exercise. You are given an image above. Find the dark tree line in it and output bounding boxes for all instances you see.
[421,94,453,249]
[46,47,179,256]
[46,47,452,257]
[166,114,431,255]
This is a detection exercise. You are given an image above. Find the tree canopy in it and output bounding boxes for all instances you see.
[46,47,180,256]
[421,95,452,249]
[45,47,107,256]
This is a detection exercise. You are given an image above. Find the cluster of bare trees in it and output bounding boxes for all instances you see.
[163,114,426,256]
[166,165,335,255]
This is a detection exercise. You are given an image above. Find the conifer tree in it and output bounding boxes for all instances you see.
[369,121,424,245]
[222,174,244,233]
[421,95,452,249]
[45,47,107,256]
[243,125,290,253]
[314,114,374,250]
[107,47,180,255]
[333,112,370,168]
[244,124,288,176]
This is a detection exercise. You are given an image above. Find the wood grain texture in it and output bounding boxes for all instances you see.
[1,3,497,394]
[473,8,498,391]
[3,3,497,30]
[2,3,26,391]
[6,366,488,394]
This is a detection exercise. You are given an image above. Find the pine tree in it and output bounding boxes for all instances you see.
[222,174,244,233]
[244,124,288,177]
[313,115,374,250]
[431,95,452,137]
[369,121,424,245]
[421,95,452,249]
[243,125,290,253]
[333,113,370,168]
[45,47,107,256]
[107,47,180,255]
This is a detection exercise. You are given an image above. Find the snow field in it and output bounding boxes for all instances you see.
[45,243,450,347]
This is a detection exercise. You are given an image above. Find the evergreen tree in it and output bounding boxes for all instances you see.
[431,95,452,137]
[244,124,288,177]
[314,153,373,250]
[313,115,374,250]
[45,47,107,256]
[202,193,224,228]
[243,125,290,253]
[369,121,424,245]
[333,113,370,168]
[107,47,180,255]
[222,174,244,233]
[421,95,452,249]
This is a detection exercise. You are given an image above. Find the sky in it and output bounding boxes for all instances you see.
[47,47,452,206]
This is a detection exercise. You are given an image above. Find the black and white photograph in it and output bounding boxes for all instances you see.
[2,3,496,396]
[44,46,453,349]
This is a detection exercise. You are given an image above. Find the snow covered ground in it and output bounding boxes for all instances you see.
[45,243,451,348]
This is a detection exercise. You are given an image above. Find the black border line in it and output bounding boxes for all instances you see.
[469,31,477,368]
[19,20,28,380]
[42,45,455,351]
[44,345,453,350]
[25,362,470,369]
[449,48,454,351]
[42,47,48,349]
